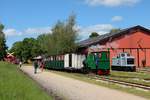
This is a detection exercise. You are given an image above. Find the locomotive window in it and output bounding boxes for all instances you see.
[121,54,125,57]
[127,58,134,64]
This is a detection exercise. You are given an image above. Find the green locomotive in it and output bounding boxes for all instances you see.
[83,51,110,75]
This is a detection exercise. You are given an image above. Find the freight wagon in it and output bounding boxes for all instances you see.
[44,54,85,71]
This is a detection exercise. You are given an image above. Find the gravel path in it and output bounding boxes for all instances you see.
[21,66,147,100]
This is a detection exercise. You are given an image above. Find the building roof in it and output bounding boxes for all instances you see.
[78,25,150,48]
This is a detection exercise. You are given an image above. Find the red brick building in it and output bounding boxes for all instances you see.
[78,25,150,68]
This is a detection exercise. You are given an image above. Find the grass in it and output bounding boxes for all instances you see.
[0,61,53,100]
[49,70,150,99]
[104,71,150,86]
[111,71,150,79]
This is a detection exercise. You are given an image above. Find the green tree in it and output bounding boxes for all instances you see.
[10,41,23,60]
[37,34,48,53]
[10,38,45,63]
[51,15,78,54]
[37,33,53,55]
[0,24,7,60]
[38,14,78,55]
[89,32,99,38]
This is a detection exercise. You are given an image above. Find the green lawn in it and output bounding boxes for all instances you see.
[0,61,53,100]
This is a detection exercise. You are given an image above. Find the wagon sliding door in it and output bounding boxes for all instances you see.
[64,54,69,68]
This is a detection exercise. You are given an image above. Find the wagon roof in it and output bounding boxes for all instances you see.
[78,25,150,48]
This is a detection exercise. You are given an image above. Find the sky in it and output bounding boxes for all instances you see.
[0,0,150,48]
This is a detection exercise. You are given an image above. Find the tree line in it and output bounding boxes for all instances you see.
[10,15,78,63]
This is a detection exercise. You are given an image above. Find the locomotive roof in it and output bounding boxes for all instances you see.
[78,25,150,48]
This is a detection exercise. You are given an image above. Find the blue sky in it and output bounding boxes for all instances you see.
[0,0,150,48]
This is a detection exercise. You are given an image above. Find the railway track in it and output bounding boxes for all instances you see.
[93,77,150,91]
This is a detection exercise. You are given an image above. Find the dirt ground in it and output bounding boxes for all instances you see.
[21,66,147,100]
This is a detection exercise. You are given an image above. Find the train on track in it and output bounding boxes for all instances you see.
[44,50,110,75]
[42,50,136,75]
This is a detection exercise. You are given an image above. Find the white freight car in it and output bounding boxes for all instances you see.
[64,53,85,70]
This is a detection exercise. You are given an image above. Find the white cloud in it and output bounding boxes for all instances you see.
[85,0,140,7]
[4,27,51,37]
[111,16,123,22]
[25,27,51,34]
[4,29,22,36]
[78,24,114,38]
[4,25,114,40]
